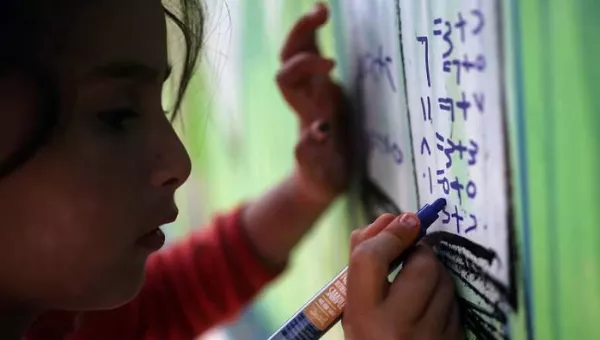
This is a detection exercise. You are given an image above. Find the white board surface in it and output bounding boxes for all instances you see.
[340,0,419,213]
[398,0,509,287]
[339,0,510,288]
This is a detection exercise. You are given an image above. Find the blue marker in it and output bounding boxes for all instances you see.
[267,198,447,340]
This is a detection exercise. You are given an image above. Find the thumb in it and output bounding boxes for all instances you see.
[346,213,421,309]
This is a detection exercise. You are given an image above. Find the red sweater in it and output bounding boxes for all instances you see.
[25,207,283,340]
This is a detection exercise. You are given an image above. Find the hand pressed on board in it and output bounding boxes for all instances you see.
[343,214,462,340]
[277,2,348,203]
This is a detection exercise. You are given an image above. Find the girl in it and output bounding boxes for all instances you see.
[0,0,461,339]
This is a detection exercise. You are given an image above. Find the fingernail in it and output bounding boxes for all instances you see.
[311,120,330,143]
[398,213,419,230]
[310,3,320,15]
[318,121,331,133]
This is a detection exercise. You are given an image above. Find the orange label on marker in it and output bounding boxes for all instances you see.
[303,269,348,330]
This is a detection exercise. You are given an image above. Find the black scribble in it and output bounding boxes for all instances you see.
[425,230,499,266]
[427,231,510,340]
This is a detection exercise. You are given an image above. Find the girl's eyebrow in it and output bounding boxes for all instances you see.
[84,62,172,83]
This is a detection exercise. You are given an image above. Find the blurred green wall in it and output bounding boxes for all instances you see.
[167,1,600,339]
[507,0,600,339]
[171,1,353,339]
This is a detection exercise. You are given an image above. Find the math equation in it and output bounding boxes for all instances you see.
[400,0,509,286]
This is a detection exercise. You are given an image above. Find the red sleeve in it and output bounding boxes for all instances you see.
[25,206,285,340]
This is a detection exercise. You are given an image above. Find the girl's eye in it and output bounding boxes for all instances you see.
[97,108,140,130]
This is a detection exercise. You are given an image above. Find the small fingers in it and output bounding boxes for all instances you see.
[442,299,463,339]
[294,127,333,187]
[280,2,328,61]
[421,260,456,334]
[309,120,331,143]
[387,244,442,321]
[349,213,396,253]
[347,214,420,309]
[277,53,335,89]
[295,125,331,165]
[295,129,320,167]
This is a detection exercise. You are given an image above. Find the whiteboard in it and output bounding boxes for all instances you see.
[339,0,419,213]
[398,0,509,286]
[337,0,512,337]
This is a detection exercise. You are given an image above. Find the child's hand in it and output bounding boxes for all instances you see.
[277,2,348,203]
[343,214,462,340]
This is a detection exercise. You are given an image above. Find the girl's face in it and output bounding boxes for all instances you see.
[0,0,191,310]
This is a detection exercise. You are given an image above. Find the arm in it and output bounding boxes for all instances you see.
[242,171,333,268]
[248,3,350,268]
[126,172,334,338]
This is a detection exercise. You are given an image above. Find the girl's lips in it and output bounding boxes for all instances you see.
[136,208,177,251]
[136,227,166,251]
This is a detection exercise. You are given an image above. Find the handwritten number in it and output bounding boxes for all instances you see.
[416,36,431,87]
[428,167,433,194]
[452,59,462,85]
[473,92,485,113]
[443,139,455,169]
[468,140,479,166]
[435,133,451,168]
[437,169,450,194]
[383,56,397,92]
[359,46,397,92]
[369,131,403,165]
[471,10,485,35]
[466,214,477,233]
[441,205,451,224]
[443,60,452,73]
[444,139,456,168]
[442,21,453,58]
[466,181,477,199]
[369,46,397,92]
[392,144,403,164]
[475,54,486,71]
[418,8,487,237]
[438,98,455,122]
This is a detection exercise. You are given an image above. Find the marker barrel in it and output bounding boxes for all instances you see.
[267,268,348,340]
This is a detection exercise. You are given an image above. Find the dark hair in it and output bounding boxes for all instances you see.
[0,0,204,177]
